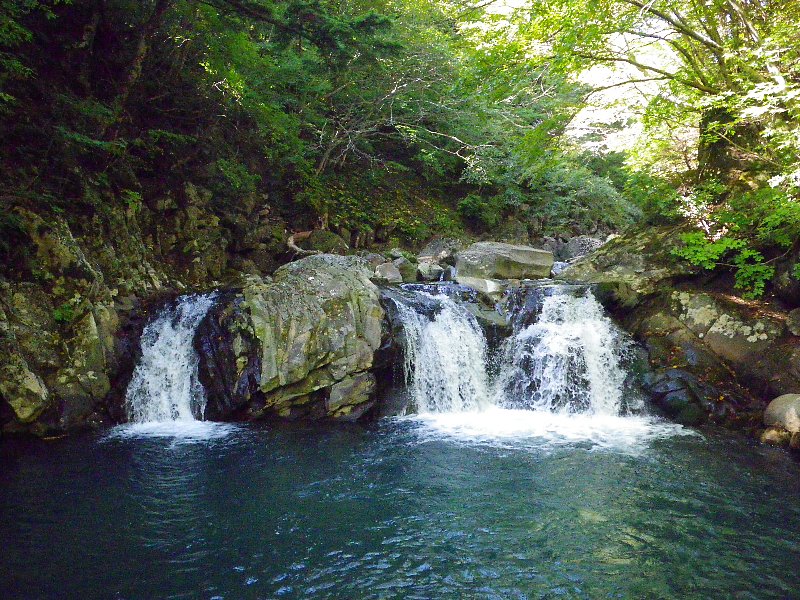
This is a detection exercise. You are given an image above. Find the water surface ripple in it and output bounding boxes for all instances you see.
[1,418,800,599]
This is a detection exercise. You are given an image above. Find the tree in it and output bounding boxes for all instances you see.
[517,0,800,187]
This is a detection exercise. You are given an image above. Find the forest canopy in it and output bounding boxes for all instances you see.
[1,0,799,296]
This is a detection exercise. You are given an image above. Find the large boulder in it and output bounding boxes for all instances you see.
[197,255,384,421]
[455,242,554,281]
[559,226,699,308]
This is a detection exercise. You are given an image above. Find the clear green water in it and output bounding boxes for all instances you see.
[1,414,800,600]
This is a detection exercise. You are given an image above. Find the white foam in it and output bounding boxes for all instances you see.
[403,406,695,453]
[105,421,238,442]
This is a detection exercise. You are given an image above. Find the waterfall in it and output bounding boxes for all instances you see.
[391,284,636,417]
[125,293,217,423]
[390,291,491,413]
[495,287,630,415]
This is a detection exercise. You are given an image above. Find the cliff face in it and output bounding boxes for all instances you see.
[0,181,288,435]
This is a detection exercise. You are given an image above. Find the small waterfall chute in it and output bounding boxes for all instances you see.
[125,293,217,424]
[494,287,631,415]
[389,288,491,413]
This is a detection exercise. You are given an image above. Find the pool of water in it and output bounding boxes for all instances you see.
[2,412,800,599]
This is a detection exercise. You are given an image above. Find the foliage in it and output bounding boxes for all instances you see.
[52,301,75,324]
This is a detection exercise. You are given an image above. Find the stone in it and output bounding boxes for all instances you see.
[787,309,800,336]
[326,372,376,420]
[360,252,387,269]
[197,254,384,421]
[418,238,462,265]
[455,241,554,281]
[393,257,417,282]
[417,260,444,281]
[558,226,700,308]
[388,248,406,260]
[563,236,604,261]
[300,230,349,254]
[374,262,403,284]
[454,276,508,302]
[764,393,800,433]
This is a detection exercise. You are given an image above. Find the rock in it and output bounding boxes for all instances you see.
[791,432,800,450]
[418,238,463,265]
[760,427,792,447]
[417,260,444,281]
[197,254,384,421]
[454,276,508,302]
[455,241,554,281]
[393,257,417,282]
[558,226,699,308]
[551,261,570,277]
[669,291,784,365]
[360,252,387,269]
[764,394,800,432]
[300,230,349,254]
[563,236,604,261]
[787,309,800,336]
[0,354,50,424]
[374,262,403,284]
[326,372,376,420]
[388,248,406,260]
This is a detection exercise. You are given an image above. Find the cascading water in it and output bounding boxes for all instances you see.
[390,282,685,448]
[125,293,217,424]
[390,290,491,413]
[495,286,634,415]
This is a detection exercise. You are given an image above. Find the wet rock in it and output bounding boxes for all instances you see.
[453,276,508,303]
[764,394,800,432]
[374,262,403,284]
[455,241,554,281]
[326,372,376,421]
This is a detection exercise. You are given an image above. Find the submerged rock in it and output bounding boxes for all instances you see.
[456,241,554,281]
[197,255,384,421]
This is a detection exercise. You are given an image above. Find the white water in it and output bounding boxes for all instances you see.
[393,285,688,450]
[392,293,491,412]
[495,289,632,415]
[124,293,217,426]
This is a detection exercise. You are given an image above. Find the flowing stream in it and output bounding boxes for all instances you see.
[3,283,800,598]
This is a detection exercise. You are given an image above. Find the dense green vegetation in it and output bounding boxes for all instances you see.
[1,0,799,297]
